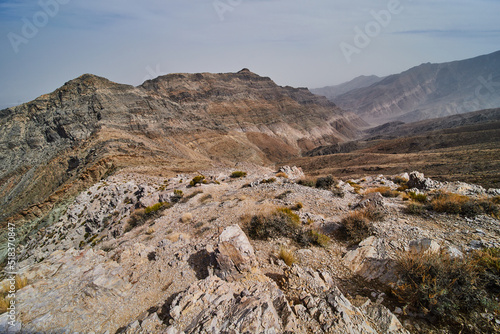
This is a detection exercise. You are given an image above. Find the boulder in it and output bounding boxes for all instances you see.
[343,237,396,283]
[408,238,440,255]
[214,224,259,281]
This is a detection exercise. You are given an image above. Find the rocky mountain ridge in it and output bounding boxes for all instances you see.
[0,69,365,262]
[328,50,500,124]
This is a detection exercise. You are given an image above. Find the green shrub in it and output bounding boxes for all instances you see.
[230,171,247,178]
[189,175,206,187]
[405,202,426,215]
[308,230,330,248]
[297,178,316,188]
[408,191,428,203]
[171,189,184,203]
[144,202,164,215]
[315,175,336,190]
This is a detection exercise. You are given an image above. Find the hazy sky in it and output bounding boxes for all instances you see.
[1,0,499,109]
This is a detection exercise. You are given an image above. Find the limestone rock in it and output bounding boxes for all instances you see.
[277,166,305,180]
[166,275,300,333]
[343,237,396,283]
[214,224,259,281]
[408,238,440,255]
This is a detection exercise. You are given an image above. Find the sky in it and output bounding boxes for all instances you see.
[0,0,499,109]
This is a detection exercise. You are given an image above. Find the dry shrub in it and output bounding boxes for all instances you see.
[347,181,363,194]
[261,178,276,184]
[405,202,426,215]
[291,202,303,211]
[315,175,337,190]
[392,249,500,331]
[199,194,213,203]
[339,210,375,245]
[297,177,316,188]
[279,247,296,267]
[0,275,28,314]
[365,187,400,198]
[275,172,288,178]
[430,192,499,217]
[180,190,203,203]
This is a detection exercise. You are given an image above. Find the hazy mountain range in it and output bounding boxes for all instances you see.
[313,50,500,125]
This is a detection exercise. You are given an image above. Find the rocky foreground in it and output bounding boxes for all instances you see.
[1,166,500,333]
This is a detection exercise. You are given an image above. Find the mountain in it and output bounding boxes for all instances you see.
[0,69,365,248]
[311,75,383,100]
[330,50,500,124]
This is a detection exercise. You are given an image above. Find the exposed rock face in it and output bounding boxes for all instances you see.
[332,50,500,124]
[0,70,364,262]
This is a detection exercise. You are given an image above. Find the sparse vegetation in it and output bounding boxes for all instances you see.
[126,202,172,232]
[199,194,213,203]
[246,207,330,248]
[246,207,301,242]
[0,275,28,314]
[279,247,296,266]
[392,249,500,332]
[291,202,303,211]
[275,172,288,178]
[297,178,315,188]
[405,202,426,215]
[261,177,276,184]
[230,171,247,178]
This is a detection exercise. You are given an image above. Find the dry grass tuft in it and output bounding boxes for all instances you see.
[181,212,193,223]
[275,172,288,178]
[279,247,296,267]
[365,186,400,198]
